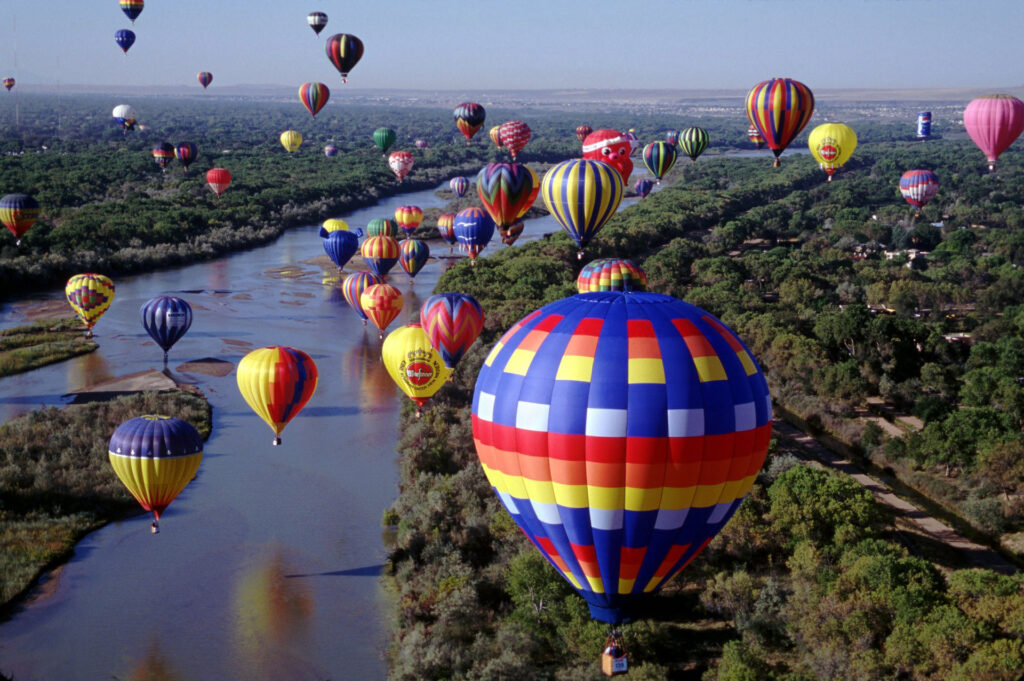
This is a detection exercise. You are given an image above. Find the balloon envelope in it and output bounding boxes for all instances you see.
[373,128,396,153]
[280,130,303,153]
[197,72,212,89]
[366,218,398,238]
[436,213,457,245]
[499,120,531,160]
[679,127,710,163]
[120,0,144,23]
[398,238,429,278]
[808,123,856,179]
[963,94,1024,170]
[452,207,495,261]
[307,11,328,34]
[388,151,414,181]
[454,102,486,142]
[206,168,231,195]
[576,258,647,293]
[450,176,469,198]
[582,130,633,183]
[899,169,939,210]
[382,324,452,410]
[0,193,40,243]
[642,141,677,181]
[319,218,350,238]
[140,295,192,359]
[323,231,360,270]
[395,205,423,237]
[236,346,318,444]
[420,292,484,369]
[476,163,540,230]
[324,33,363,82]
[174,142,198,169]
[540,159,624,256]
[361,235,400,277]
[115,29,136,54]
[360,283,404,336]
[341,271,383,323]
[66,274,115,333]
[298,82,330,117]
[745,78,815,165]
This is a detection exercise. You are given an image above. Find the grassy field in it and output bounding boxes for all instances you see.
[0,318,96,377]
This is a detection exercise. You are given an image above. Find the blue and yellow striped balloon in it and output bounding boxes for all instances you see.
[642,141,677,183]
[472,292,772,623]
[540,159,623,258]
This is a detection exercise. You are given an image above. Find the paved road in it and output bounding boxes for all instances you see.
[773,418,1019,574]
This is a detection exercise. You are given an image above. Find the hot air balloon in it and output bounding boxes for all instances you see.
[325,33,363,83]
[395,205,423,237]
[319,218,350,238]
[324,144,339,158]
[747,125,765,149]
[112,104,138,131]
[899,169,939,212]
[237,346,318,445]
[174,142,198,170]
[642,141,677,183]
[679,127,709,164]
[414,139,430,150]
[108,415,202,533]
[582,129,633,183]
[576,124,593,144]
[963,94,1024,171]
[152,142,174,171]
[576,258,647,293]
[66,273,115,337]
[361,235,400,278]
[115,29,136,54]
[472,291,772,624]
[342,271,383,325]
[501,221,525,246]
[366,218,398,238]
[206,168,231,195]
[298,82,330,118]
[197,71,212,89]
[499,120,531,160]
[808,122,857,181]
[388,151,414,181]
[625,129,641,155]
[437,213,457,251]
[373,128,396,154]
[0,193,40,245]
[454,102,486,144]
[476,162,539,244]
[665,129,680,146]
[450,176,469,198]
[745,77,815,167]
[420,292,484,369]
[360,283,403,339]
[2,78,14,91]
[398,239,429,280]
[307,11,328,35]
[280,130,303,153]
[140,295,192,364]
[489,125,503,149]
[323,230,360,271]
[634,179,653,198]
[453,207,495,264]
[916,111,931,139]
[382,323,452,416]
[541,159,624,258]
[120,0,144,23]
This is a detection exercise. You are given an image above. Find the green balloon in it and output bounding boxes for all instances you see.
[366,218,398,237]
[373,127,396,153]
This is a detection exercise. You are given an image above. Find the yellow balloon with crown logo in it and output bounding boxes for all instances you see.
[381,323,451,416]
[808,122,857,181]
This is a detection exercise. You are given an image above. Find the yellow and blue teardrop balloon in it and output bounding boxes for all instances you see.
[540,159,623,259]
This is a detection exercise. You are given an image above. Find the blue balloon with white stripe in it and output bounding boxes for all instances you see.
[140,296,193,363]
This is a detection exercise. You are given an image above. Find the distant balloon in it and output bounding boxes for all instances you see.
[324,144,340,158]
[436,213,457,250]
[395,205,423,237]
[642,141,677,182]
[373,128,396,154]
[66,273,115,337]
[152,143,174,170]
[197,71,213,89]
[360,235,400,278]
[0,193,40,245]
[575,124,593,144]
[963,94,1024,171]
[453,207,495,263]
[747,124,766,150]
[307,11,328,35]
[679,127,710,164]
[342,271,383,324]
[112,104,138,131]
[108,415,202,533]
[499,120,531,160]
[382,323,451,415]
[237,346,318,445]
[808,122,857,181]
[745,77,815,167]
[541,158,624,258]
[582,129,633,183]
[119,0,144,23]
[206,168,231,196]
[360,283,404,338]
[115,29,136,54]
[414,139,430,150]
[319,218,351,238]
[420,292,484,369]
[2,78,14,91]
[899,169,939,212]
[634,178,653,198]
[488,125,503,149]
[476,162,539,243]
[280,130,303,153]
[500,221,524,246]
[366,218,398,238]
[665,129,680,146]
[398,238,429,279]
[388,151,414,182]
[576,258,647,293]
[298,82,330,118]
[140,295,192,363]
[324,33,363,83]
[916,111,931,139]
[454,102,486,143]
[323,231,360,270]
[449,176,469,198]
[174,142,198,170]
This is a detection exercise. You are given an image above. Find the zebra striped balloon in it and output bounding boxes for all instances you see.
[679,127,710,164]
[540,159,623,258]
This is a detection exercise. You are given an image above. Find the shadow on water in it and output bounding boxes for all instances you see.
[285,564,385,579]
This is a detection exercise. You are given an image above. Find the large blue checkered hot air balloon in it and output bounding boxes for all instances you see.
[472,292,772,624]
[541,159,623,259]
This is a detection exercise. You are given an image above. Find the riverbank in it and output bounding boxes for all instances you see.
[0,387,212,617]
[0,317,97,377]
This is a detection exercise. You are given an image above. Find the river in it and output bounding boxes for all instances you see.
[0,175,651,680]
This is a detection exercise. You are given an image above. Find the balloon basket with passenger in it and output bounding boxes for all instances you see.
[600,631,628,677]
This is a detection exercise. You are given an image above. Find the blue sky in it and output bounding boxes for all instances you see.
[3,0,1022,91]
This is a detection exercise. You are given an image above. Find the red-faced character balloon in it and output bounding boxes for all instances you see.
[582,129,634,184]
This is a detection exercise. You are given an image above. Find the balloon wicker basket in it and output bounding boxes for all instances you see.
[600,632,628,677]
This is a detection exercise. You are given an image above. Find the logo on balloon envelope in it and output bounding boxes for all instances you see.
[817,138,839,162]
[399,349,442,389]
[405,362,434,386]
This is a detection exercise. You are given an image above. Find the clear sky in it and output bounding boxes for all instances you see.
[3,0,1023,91]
